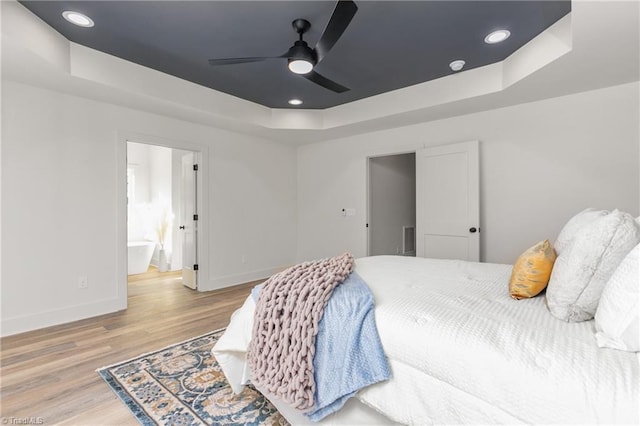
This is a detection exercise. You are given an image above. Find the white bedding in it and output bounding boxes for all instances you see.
[214,256,640,424]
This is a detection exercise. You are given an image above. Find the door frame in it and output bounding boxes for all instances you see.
[116,131,209,308]
[366,150,417,256]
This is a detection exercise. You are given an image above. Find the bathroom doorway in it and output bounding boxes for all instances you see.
[126,142,199,289]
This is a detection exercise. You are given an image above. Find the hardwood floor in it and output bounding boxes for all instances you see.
[0,268,258,425]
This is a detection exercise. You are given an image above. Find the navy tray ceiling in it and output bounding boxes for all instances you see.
[20,1,571,110]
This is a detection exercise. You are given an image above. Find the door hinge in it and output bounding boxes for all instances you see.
[193,214,198,221]
[193,164,199,171]
[366,223,369,228]
[193,264,199,271]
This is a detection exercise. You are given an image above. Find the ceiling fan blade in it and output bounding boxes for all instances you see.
[208,54,287,66]
[315,0,358,64]
[302,70,350,93]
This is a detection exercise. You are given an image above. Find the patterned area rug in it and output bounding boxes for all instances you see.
[97,329,288,425]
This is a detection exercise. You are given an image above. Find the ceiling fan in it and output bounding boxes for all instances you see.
[207,0,357,93]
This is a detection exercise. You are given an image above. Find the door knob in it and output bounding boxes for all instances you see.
[179,225,185,230]
[469,227,478,233]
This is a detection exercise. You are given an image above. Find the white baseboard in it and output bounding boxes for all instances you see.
[0,266,288,335]
[205,265,289,291]
[0,297,126,337]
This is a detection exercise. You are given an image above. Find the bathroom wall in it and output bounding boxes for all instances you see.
[127,142,150,241]
[148,144,173,267]
[127,142,174,268]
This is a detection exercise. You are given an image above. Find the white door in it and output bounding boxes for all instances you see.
[416,141,480,261]
[180,153,198,289]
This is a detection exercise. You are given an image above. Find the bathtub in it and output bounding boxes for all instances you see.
[127,241,156,275]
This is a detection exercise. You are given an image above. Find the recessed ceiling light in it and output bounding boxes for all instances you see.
[62,11,94,28]
[484,29,510,44]
[288,99,303,106]
[449,60,466,72]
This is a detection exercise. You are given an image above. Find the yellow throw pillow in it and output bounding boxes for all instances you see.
[509,240,557,300]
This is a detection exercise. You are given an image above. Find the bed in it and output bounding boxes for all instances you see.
[213,254,639,425]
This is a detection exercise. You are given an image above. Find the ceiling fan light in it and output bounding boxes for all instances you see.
[288,59,313,74]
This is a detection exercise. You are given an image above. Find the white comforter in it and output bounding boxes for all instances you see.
[214,256,640,424]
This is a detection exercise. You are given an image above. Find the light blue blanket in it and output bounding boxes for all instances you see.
[306,271,391,421]
[253,272,391,421]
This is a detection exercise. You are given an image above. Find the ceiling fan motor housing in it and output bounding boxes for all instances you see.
[287,40,317,67]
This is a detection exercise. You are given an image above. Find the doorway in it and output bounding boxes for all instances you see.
[126,141,199,289]
[367,153,417,256]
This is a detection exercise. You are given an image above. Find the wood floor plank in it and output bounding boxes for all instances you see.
[0,268,257,425]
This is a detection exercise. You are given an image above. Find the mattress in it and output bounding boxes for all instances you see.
[214,255,640,424]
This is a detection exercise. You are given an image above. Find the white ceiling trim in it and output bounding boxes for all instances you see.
[2,1,568,127]
[2,0,638,144]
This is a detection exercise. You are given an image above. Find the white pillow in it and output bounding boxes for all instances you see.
[546,209,640,322]
[595,243,640,352]
[554,208,609,255]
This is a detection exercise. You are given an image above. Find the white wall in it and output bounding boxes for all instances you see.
[148,145,172,201]
[369,154,416,256]
[298,82,640,264]
[147,144,173,266]
[1,80,297,336]
[127,142,152,242]
[2,80,638,337]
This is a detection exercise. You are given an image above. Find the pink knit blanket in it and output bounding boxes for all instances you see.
[247,253,354,411]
